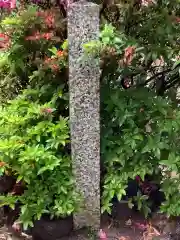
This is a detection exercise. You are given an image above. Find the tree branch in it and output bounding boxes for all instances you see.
[137,68,171,87]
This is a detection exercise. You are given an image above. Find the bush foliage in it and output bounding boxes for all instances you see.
[87,0,180,217]
[0,4,80,229]
[0,89,79,229]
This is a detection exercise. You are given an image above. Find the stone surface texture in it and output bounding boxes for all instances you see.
[68,0,100,230]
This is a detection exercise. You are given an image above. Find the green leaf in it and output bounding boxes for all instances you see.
[36,135,40,142]
[154,148,161,159]
[133,135,143,141]
[128,200,134,209]
[137,200,142,210]
[49,47,58,55]
[172,60,180,70]
[109,190,115,199]
[117,192,122,201]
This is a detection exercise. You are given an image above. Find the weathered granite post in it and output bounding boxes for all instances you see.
[68,0,100,230]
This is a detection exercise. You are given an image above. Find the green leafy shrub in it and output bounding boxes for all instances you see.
[101,85,180,216]
[0,4,80,229]
[0,87,80,229]
[85,0,180,217]
[99,3,180,214]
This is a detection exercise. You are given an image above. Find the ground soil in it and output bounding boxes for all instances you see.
[63,202,147,240]
[0,202,173,240]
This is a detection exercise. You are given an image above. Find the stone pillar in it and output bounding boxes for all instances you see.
[68,0,100,230]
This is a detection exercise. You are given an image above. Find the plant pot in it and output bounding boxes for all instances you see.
[0,175,16,194]
[31,215,73,240]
